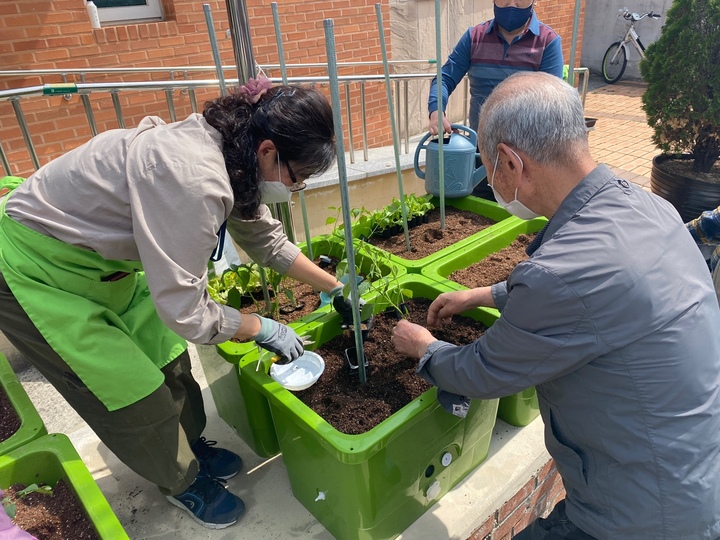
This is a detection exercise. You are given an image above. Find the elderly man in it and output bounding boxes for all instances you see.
[392,72,720,539]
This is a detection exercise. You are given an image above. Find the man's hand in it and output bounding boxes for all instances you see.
[391,319,437,359]
[427,289,477,327]
[252,315,304,362]
[428,110,453,136]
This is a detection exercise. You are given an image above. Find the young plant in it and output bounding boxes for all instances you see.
[207,263,263,308]
[372,261,414,318]
[2,483,53,519]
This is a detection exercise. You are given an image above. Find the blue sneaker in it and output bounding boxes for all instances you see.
[166,474,245,529]
[191,437,243,480]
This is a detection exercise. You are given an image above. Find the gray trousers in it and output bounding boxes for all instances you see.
[0,271,204,495]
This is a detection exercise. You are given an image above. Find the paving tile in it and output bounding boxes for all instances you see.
[584,80,656,187]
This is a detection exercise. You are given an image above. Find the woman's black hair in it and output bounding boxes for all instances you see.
[202,84,336,219]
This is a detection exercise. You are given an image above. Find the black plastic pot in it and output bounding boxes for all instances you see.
[344,347,370,372]
[318,255,334,269]
[650,154,720,223]
[279,301,305,315]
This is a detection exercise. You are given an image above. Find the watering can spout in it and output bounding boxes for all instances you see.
[413,124,487,198]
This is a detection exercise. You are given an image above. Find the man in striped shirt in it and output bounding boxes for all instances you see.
[428,0,563,198]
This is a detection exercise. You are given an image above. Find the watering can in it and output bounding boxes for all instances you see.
[414,124,486,198]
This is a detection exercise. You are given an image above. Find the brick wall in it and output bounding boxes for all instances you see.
[0,1,584,178]
[0,0,392,177]
[469,459,566,540]
[534,0,585,70]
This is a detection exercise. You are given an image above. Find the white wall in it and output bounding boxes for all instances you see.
[581,0,671,79]
[389,0,493,134]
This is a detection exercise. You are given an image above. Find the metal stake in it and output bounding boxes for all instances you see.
[324,19,367,384]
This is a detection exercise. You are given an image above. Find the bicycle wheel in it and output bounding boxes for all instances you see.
[602,42,627,84]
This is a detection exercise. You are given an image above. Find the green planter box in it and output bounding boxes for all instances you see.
[497,387,540,427]
[0,433,128,539]
[0,353,46,456]
[243,275,499,540]
[422,217,547,427]
[204,235,407,458]
[209,330,304,459]
[421,215,547,286]
[360,195,514,274]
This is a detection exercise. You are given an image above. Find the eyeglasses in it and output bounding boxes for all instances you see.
[283,159,307,193]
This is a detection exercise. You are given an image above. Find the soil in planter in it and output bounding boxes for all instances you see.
[449,233,537,288]
[367,207,496,260]
[0,386,21,443]
[5,481,99,540]
[661,159,720,185]
[296,298,487,435]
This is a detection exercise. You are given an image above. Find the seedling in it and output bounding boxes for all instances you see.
[2,483,53,519]
[207,263,263,308]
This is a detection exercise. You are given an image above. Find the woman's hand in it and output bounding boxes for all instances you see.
[249,315,304,362]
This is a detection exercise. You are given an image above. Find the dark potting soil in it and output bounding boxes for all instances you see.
[5,481,99,540]
[449,233,536,288]
[367,207,496,260]
[295,298,486,435]
[0,385,21,443]
[661,159,720,185]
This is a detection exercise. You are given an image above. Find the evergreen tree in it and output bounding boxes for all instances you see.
[640,0,720,173]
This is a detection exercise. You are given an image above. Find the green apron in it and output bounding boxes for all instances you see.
[0,190,187,411]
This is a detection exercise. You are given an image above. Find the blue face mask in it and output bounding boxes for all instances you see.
[494,4,533,33]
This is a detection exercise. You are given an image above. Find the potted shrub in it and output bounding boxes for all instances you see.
[641,0,720,222]
[0,354,46,456]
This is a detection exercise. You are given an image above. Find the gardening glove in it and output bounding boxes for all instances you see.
[252,314,304,363]
[329,285,366,329]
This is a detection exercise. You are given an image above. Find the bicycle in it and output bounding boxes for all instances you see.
[601,8,662,84]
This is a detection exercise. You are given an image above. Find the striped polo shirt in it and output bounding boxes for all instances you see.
[429,12,563,134]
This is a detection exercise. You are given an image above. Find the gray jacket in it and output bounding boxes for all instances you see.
[420,165,720,539]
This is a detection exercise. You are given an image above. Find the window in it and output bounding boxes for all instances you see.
[93,0,164,25]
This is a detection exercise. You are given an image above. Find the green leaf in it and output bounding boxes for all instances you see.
[4,502,16,519]
[227,287,243,309]
[360,302,375,320]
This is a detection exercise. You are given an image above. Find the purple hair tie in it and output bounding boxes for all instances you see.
[238,75,272,104]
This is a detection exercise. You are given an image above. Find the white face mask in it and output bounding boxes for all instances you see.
[489,148,541,220]
[260,153,291,204]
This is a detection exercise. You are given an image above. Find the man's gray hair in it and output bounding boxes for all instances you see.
[478,72,588,166]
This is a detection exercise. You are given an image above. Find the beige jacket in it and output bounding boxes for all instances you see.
[6,114,300,344]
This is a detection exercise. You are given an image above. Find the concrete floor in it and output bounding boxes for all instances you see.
[1,74,658,539]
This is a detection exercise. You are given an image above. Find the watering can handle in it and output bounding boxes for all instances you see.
[413,131,435,180]
[449,124,478,148]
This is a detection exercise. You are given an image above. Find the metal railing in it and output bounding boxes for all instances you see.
[0,65,589,177]
[0,72,439,175]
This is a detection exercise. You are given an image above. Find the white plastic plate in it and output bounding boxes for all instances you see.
[269,351,325,391]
